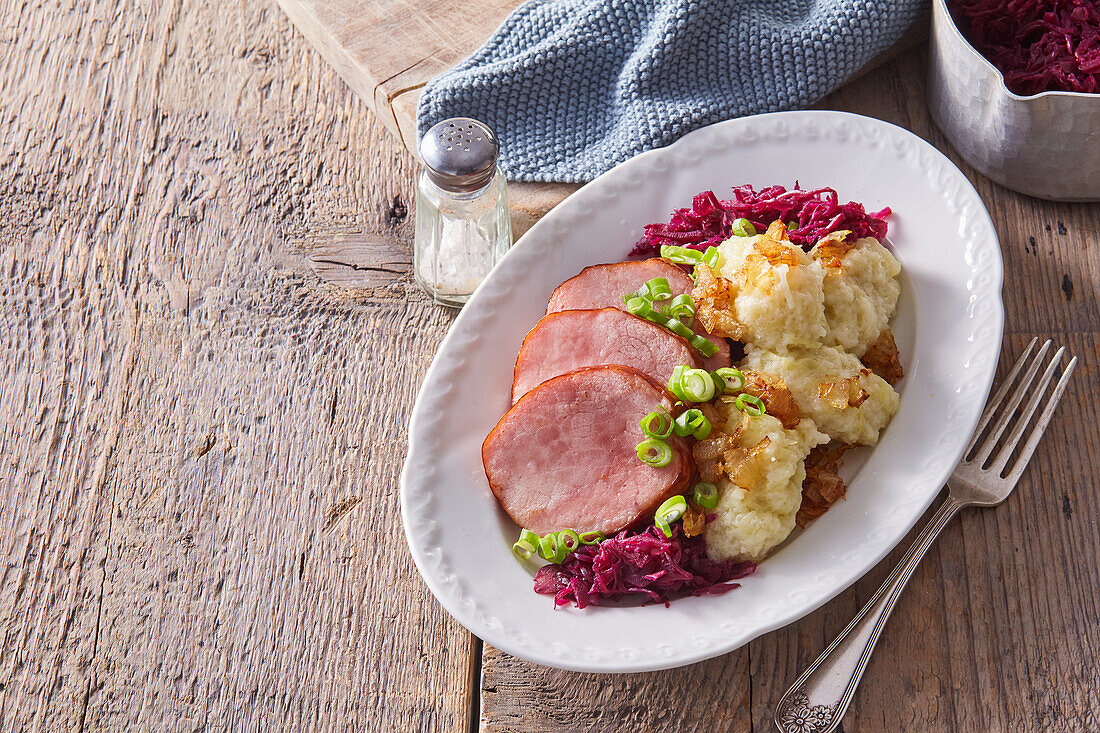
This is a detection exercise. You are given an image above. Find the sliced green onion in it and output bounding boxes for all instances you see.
[579,530,604,545]
[690,335,719,358]
[715,367,746,392]
[664,294,695,323]
[558,529,581,553]
[640,408,674,439]
[625,296,653,318]
[785,220,798,231]
[646,310,669,327]
[512,528,539,560]
[538,533,567,563]
[660,244,704,265]
[656,495,688,523]
[731,218,757,237]
[709,371,725,396]
[702,246,721,269]
[669,366,716,402]
[645,277,672,302]
[636,438,673,467]
[664,316,694,340]
[673,408,712,439]
[735,393,766,417]
[693,482,719,510]
[655,517,673,538]
[684,368,718,401]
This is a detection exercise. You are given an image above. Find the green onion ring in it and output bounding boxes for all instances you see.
[693,482,719,510]
[709,370,725,396]
[664,294,695,323]
[689,335,720,358]
[702,246,721,269]
[538,533,567,563]
[664,317,694,340]
[645,277,672,301]
[656,495,688,523]
[655,517,673,538]
[579,530,604,545]
[735,393,766,417]
[715,367,746,392]
[682,368,717,402]
[731,218,757,237]
[636,438,673,467]
[673,408,712,439]
[558,529,581,553]
[512,528,540,560]
[640,408,674,439]
[625,296,653,318]
[660,245,704,265]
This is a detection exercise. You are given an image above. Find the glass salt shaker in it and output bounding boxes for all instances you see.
[414,118,511,306]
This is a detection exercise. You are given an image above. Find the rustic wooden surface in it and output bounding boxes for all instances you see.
[0,2,1096,733]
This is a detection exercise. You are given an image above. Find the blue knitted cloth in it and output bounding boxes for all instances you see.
[417,0,926,182]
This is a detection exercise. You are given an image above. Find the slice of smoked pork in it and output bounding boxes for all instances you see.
[546,259,731,369]
[511,308,701,403]
[483,365,692,536]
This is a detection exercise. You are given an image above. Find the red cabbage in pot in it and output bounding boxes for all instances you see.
[533,524,756,609]
[949,0,1100,95]
[631,184,890,256]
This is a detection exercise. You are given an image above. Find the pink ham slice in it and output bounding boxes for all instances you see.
[546,259,731,369]
[511,308,701,403]
[483,365,692,536]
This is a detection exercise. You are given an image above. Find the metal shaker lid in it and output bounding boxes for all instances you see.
[419,118,499,193]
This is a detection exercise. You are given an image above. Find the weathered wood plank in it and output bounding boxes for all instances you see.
[480,47,1100,732]
[0,0,476,730]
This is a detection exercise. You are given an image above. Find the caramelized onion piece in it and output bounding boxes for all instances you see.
[861,328,905,386]
[731,369,801,429]
[818,372,870,410]
[682,505,706,537]
[692,412,749,484]
[810,230,855,270]
[725,436,771,490]
[796,442,854,528]
[692,263,745,339]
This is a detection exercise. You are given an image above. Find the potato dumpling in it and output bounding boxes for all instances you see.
[708,222,828,352]
[703,410,829,562]
[743,344,900,446]
[811,234,901,358]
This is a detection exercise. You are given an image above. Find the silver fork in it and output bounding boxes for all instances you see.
[774,338,1077,733]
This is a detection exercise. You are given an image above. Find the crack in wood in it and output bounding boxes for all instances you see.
[322,496,362,534]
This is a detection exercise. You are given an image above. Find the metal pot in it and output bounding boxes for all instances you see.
[926,0,1100,202]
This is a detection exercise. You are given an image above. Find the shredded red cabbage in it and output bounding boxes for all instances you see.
[533,524,756,609]
[949,0,1100,95]
[631,184,890,256]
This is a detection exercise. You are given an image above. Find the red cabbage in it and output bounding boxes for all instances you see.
[533,524,756,609]
[631,184,890,256]
[949,0,1100,95]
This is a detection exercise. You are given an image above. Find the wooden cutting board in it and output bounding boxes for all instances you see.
[277,0,925,234]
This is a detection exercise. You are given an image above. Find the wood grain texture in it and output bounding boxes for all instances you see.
[0,0,474,730]
[479,48,1100,732]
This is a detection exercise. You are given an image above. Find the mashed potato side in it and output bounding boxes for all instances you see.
[812,236,902,357]
[716,233,827,352]
[705,412,828,562]
[743,345,900,446]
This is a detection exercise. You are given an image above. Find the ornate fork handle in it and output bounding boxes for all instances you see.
[774,494,966,733]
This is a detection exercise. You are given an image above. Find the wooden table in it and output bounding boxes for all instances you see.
[1,2,1097,731]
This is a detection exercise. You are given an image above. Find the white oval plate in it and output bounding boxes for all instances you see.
[400,111,1003,673]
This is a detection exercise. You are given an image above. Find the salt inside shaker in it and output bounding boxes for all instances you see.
[414,118,511,307]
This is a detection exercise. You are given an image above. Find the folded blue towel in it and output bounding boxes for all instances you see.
[417,0,926,182]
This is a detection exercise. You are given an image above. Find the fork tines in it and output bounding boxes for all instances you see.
[964,337,1077,482]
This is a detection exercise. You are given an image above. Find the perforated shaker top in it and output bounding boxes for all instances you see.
[419,118,499,193]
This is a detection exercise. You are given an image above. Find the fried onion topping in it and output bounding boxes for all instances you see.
[861,328,904,386]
